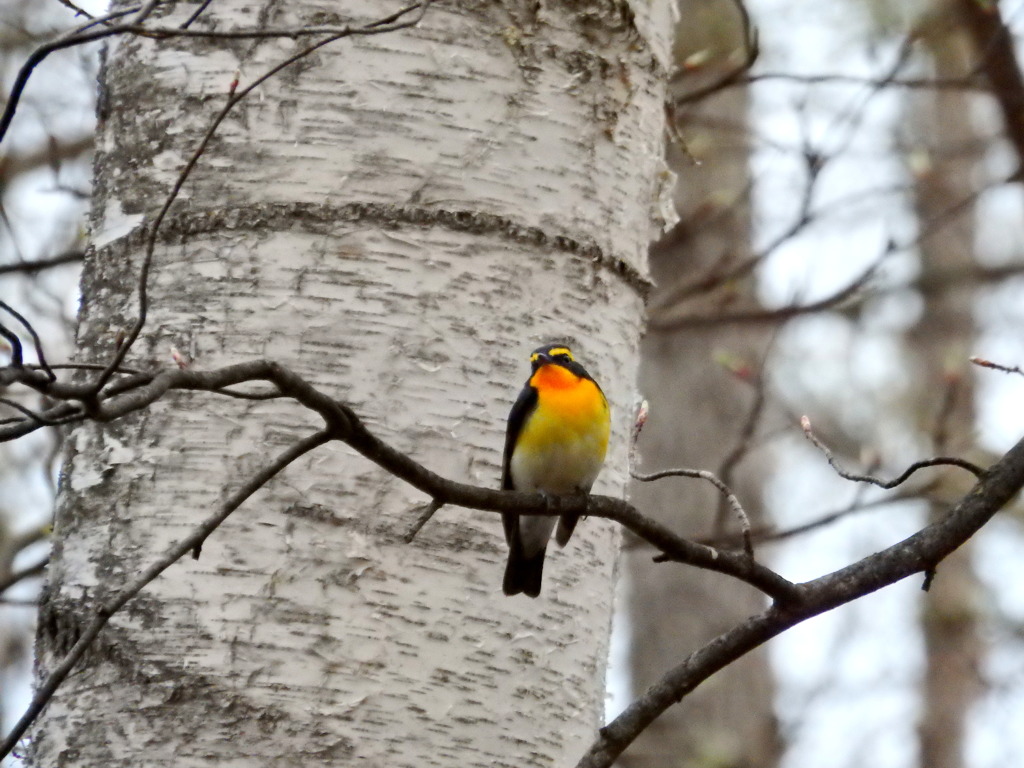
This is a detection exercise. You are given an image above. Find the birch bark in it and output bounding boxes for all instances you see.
[27,1,670,765]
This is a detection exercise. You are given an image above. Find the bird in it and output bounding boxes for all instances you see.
[500,342,610,597]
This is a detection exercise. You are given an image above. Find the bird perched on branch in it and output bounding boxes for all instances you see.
[501,343,610,597]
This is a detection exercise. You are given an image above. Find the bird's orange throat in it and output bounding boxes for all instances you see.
[528,364,607,425]
[530,364,581,391]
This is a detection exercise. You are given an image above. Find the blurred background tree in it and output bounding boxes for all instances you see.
[0,0,94,741]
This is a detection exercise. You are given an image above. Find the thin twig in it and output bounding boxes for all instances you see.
[670,0,760,107]
[404,499,444,542]
[971,356,1024,378]
[0,558,48,595]
[650,258,878,329]
[0,301,55,380]
[53,0,96,19]
[579,430,1024,768]
[179,0,215,29]
[0,397,65,427]
[0,6,147,146]
[801,415,985,488]
[633,467,753,556]
[712,338,778,534]
[0,321,22,366]
[0,251,83,276]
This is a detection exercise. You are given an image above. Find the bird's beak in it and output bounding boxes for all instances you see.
[532,354,557,370]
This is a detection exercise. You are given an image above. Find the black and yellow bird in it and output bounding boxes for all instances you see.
[501,343,611,597]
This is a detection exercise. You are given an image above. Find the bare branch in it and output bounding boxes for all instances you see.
[0,397,65,427]
[0,251,84,276]
[0,5,151,146]
[0,359,800,602]
[957,0,1024,178]
[0,300,55,380]
[971,356,1024,378]
[801,415,985,488]
[0,558,48,596]
[404,499,445,542]
[52,0,95,19]
[670,0,760,107]
[0,133,92,183]
[633,467,753,556]
[580,430,1024,767]
[649,258,878,330]
[179,0,215,29]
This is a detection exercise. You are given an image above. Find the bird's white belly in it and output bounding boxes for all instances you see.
[509,433,604,495]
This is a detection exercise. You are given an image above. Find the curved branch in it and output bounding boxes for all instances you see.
[0,358,802,603]
[670,0,760,107]
[802,415,986,487]
[0,6,149,146]
[0,300,55,380]
[580,430,1024,767]
[1,353,1014,765]
[633,466,753,555]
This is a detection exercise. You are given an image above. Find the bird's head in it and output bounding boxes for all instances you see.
[528,343,595,387]
[530,343,576,371]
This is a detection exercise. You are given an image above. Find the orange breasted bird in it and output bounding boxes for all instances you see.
[501,343,611,597]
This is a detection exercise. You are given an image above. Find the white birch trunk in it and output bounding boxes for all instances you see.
[27,1,671,766]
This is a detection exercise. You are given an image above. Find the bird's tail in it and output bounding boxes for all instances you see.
[555,514,579,547]
[503,541,545,598]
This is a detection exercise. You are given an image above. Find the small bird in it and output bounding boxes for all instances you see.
[501,343,611,597]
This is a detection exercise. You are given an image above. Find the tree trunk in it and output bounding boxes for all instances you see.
[27,2,671,765]
[619,1,780,766]
[909,7,984,768]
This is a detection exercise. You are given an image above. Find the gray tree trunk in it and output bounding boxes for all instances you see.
[27,2,671,765]
[910,7,984,768]
[619,1,780,765]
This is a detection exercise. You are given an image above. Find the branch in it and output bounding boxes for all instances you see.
[0,5,154,146]
[0,132,92,182]
[0,299,55,380]
[648,258,877,330]
[0,251,84,276]
[957,0,1024,178]
[0,557,48,595]
[580,429,1024,767]
[801,415,985,488]
[669,0,760,107]
[0,355,799,760]
[633,467,753,556]
[1,353,1014,764]
[0,359,800,602]
[971,355,1024,378]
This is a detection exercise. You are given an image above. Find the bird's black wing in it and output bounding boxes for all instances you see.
[501,383,538,547]
[501,383,538,490]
